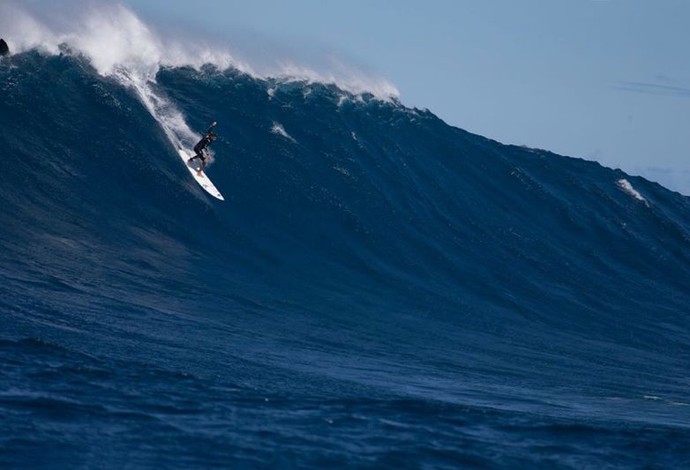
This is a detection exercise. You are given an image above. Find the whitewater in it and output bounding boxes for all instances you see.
[1,3,690,469]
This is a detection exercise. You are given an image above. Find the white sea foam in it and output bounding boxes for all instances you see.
[119,70,199,148]
[271,122,297,143]
[617,179,649,206]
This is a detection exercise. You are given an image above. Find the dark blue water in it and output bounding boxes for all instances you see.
[2,51,690,468]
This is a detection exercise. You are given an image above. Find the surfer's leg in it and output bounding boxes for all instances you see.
[188,151,202,163]
[194,154,206,175]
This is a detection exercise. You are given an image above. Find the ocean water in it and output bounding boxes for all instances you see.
[1,48,690,469]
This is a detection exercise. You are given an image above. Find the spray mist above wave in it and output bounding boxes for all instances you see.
[0,2,399,100]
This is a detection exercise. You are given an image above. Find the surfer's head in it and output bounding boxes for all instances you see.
[209,133,217,140]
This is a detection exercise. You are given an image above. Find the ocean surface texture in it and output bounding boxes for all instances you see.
[1,51,690,469]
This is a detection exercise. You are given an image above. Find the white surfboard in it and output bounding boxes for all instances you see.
[177,148,224,201]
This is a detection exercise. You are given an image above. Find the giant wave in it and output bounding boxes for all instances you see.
[1,4,690,469]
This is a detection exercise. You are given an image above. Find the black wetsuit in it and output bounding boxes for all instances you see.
[191,134,214,162]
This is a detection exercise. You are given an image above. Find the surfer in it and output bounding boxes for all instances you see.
[188,122,217,174]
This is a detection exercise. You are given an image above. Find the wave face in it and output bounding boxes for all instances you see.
[2,50,690,468]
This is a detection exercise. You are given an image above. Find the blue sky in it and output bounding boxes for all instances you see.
[126,0,690,194]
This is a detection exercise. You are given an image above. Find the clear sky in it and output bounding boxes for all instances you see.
[126,0,690,194]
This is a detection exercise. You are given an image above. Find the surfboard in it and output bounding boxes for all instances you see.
[178,148,224,201]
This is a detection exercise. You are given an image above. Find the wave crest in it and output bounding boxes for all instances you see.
[0,1,398,99]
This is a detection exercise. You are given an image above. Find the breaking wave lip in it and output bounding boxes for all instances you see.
[271,61,399,101]
[0,1,400,100]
